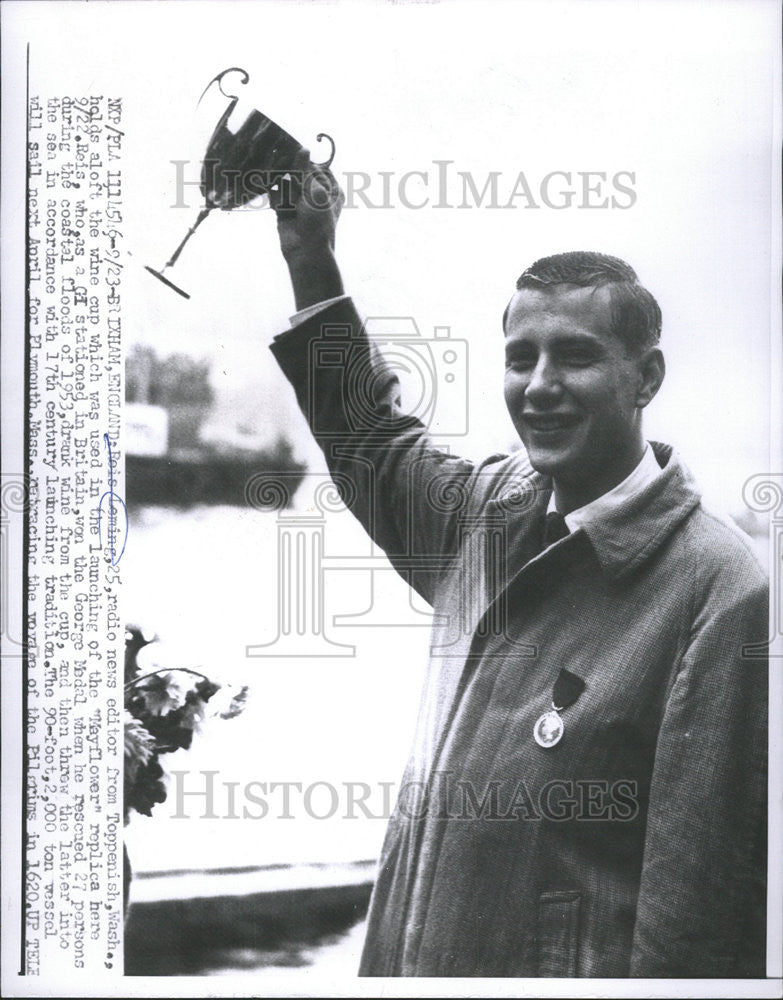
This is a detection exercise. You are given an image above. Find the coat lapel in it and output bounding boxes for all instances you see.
[415,443,702,782]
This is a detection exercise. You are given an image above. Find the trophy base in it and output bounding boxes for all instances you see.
[144,266,191,300]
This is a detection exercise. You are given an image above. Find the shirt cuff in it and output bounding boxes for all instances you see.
[289,295,350,327]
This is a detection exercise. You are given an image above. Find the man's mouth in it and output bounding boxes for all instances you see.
[522,412,582,432]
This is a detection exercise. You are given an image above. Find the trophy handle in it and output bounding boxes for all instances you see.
[197,66,250,108]
[199,67,336,173]
[314,132,336,170]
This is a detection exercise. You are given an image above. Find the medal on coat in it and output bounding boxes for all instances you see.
[533,669,586,748]
[533,703,565,747]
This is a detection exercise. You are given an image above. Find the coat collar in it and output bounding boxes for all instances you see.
[487,442,701,582]
[578,442,702,580]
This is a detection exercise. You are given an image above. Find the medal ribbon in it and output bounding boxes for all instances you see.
[552,668,586,710]
[533,670,586,748]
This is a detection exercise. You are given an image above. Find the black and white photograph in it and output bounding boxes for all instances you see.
[1,1,781,996]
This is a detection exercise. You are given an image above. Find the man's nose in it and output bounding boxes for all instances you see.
[525,356,562,404]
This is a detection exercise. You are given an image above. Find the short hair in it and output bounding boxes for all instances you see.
[504,250,662,354]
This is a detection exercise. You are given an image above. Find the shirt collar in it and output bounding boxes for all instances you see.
[546,443,662,532]
[490,443,702,581]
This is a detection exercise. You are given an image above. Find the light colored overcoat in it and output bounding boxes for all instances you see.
[271,298,768,978]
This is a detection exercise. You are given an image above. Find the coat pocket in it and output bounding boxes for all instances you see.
[537,889,581,977]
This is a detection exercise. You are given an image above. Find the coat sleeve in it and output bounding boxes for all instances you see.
[629,554,769,978]
[270,297,496,604]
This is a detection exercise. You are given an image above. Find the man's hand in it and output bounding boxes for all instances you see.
[269,147,345,311]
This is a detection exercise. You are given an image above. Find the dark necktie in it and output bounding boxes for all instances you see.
[542,510,570,549]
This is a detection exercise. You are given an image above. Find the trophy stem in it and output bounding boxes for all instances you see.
[145,206,213,299]
[165,206,212,269]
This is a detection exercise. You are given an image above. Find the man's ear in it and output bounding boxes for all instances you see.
[635,347,665,409]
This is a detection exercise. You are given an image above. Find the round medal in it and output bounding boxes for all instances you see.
[533,709,564,748]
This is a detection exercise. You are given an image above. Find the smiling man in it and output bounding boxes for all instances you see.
[504,258,664,514]
[268,158,768,978]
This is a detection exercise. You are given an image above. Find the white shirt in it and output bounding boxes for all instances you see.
[289,295,350,327]
[546,443,662,533]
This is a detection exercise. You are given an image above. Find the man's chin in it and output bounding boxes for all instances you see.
[524,446,572,479]
[520,427,585,478]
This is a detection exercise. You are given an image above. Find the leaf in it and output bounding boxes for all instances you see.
[194,678,220,702]
[219,685,249,720]
[126,758,168,817]
[136,672,186,716]
[124,714,156,785]
[179,694,208,733]
[124,625,158,684]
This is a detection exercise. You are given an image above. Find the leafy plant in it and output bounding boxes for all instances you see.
[123,626,248,821]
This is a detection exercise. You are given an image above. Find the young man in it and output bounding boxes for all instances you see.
[267,155,768,978]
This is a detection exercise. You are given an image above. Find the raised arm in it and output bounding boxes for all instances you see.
[267,152,499,604]
[269,148,345,311]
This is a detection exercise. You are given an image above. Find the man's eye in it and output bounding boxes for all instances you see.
[559,352,595,367]
[505,356,535,371]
